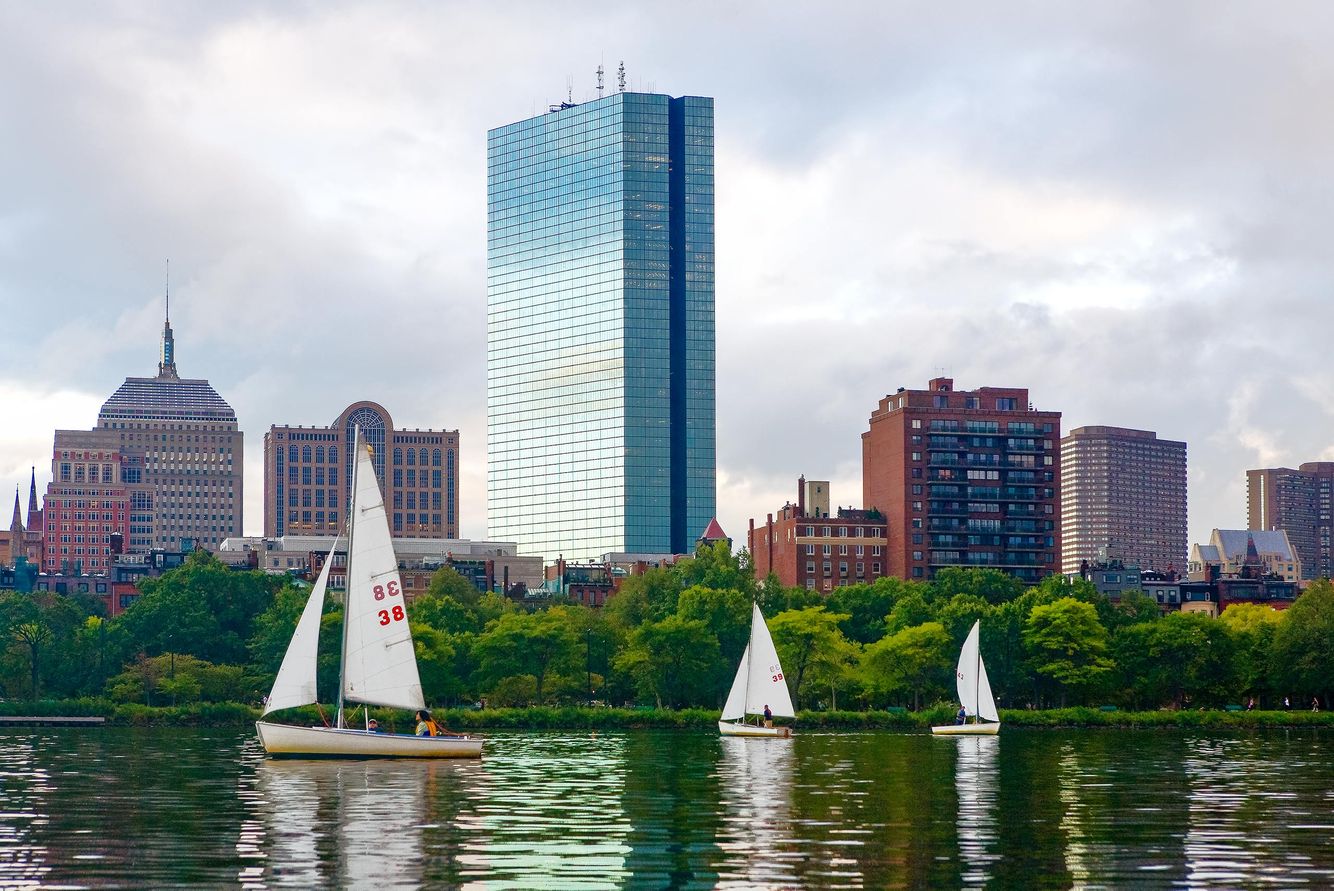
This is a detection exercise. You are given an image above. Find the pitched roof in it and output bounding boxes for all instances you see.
[1212,529,1295,562]
[697,518,729,542]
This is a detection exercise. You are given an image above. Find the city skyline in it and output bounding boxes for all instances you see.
[4,4,1334,553]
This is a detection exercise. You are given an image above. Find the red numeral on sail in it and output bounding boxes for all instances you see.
[773,673,783,682]
[373,581,401,601]
[374,585,386,600]
[378,609,390,626]
[392,604,404,621]
[377,605,406,625]
[387,580,400,597]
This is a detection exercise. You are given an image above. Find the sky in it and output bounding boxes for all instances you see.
[2,2,1333,556]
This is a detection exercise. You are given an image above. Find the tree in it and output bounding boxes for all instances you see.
[826,578,919,644]
[768,606,853,710]
[117,552,281,665]
[675,542,756,597]
[473,609,578,704]
[1146,612,1237,708]
[1023,597,1112,706]
[1271,580,1334,707]
[614,615,721,708]
[676,585,751,665]
[884,591,934,635]
[603,567,681,629]
[930,567,1025,606]
[863,621,953,710]
[424,566,482,606]
[937,594,992,648]
[1220,603,1283,702]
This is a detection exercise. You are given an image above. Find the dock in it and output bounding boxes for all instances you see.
[0,716,106,727]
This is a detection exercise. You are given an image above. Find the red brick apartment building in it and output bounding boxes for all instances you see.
[748,477,889,592]
[862,378,1061,584]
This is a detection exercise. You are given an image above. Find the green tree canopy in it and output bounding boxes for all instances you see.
[768,606,854,710]
[614,614,722,708]
[473,608,579,704]
[1023,597,1112,706]
[863,621,952,710]
[1271,580,1334,705]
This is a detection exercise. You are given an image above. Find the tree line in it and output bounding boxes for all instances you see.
[1,545,1331,712]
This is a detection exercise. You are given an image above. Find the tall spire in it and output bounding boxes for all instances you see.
[26,467,38,526]
[158,260,179,380]
[11,486,22,533]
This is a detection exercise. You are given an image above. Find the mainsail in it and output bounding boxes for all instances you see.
[957,620,999,722]
[721,603,795,721]
[262,540,336,715]
[340,430,425,711]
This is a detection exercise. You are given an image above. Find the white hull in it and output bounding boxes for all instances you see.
[256,721,483,758]
[718,720,793,738]
[931,722,1000,736]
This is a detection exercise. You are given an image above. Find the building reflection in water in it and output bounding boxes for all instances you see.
[454,733,632,887]
[953,735,1000,888]
[0,737,51,888]
[715,736,799,888]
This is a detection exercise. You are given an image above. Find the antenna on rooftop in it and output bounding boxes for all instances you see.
[567,76,573,105]
[165,258,170,322]
[596,63,604,97]
[618,61,626,92]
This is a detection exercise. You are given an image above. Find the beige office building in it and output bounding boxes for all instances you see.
[1060,426,1186,576]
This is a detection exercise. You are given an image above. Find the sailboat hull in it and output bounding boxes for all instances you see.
[930,722,1000,736]
[256,721,483,758]
[718,720,793,738]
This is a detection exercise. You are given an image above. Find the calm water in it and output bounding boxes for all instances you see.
[0,727,1331,888]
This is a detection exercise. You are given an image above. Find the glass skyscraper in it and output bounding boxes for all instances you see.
[487,91,716,560]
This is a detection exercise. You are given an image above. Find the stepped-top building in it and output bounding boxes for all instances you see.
[45,293,243,567]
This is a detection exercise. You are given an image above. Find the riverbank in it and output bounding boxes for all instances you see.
[1,699,1331,729]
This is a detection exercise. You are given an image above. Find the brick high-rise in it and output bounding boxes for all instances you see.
[1247,463,1334,580]
[862,378,1060,583]
[1060,426,1187,576]
[263,401,459,539]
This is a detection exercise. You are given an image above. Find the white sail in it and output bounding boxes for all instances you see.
[262,540,336,716]
[341,430,425,711]
[977,652,999,722]
[720,643,751,721]
[745,603,795,719]
[956,621,981,717]
[957,621,999,722]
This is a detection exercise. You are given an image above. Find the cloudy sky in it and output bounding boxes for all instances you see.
[2,2,1332,555]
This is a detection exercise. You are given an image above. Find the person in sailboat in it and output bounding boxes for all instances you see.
[415,710,441,736]
[763,704,773,728]
[955,705,967,725]
[367,719,384,733]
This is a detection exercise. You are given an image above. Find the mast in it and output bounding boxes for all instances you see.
[745,603,756,723]
[336,425,360,729]
[975,624,981,724]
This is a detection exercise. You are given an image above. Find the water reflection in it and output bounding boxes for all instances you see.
[248,758,433,888]
[715,736,798,887]
[0,736,51,888]
[953,735,999,887]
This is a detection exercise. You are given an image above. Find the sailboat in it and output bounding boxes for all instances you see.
[931,620,1000,736]
[255,427,483,758]
[719,603,796,738]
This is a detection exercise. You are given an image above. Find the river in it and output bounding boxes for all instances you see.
[0,727,1329,888]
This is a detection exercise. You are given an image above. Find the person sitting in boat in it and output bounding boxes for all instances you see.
[415,710,442,736]
[367,719,384,733]
[955,706,967,725]
[763,704,773,728]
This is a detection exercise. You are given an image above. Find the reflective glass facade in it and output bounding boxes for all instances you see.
[488,92,716,559]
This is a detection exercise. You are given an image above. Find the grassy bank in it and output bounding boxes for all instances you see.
[1,699,1331,730]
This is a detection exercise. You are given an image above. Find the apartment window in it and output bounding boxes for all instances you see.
[912,501,923,511]
[911,419,922,429]
[912,485,922,495]
[823,561,832,576]
[912,468,923,478]
[856,545,864,557]
[856,563,864,576]
[996,397,1017,410]
[872,562,882,573]
[912,567,924,578]
[806,562,815,574]
[912,533,923,544]
[872,546,882,556]
[912,519,923,529]
[822,544,831,556]
[934,395,949,408]
[911,452,922,461]
[823,526,831,537]
[839,562,848,577]
[805,544,814,555]
[839,545,848,556]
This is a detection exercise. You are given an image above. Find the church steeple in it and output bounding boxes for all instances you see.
[10,486,23,534]
[158,260,179,380]
[26,467,38,527]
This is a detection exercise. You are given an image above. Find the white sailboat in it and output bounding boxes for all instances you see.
[719,603,796,738]
[255,427,483,758]
[931,620,1000,736]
